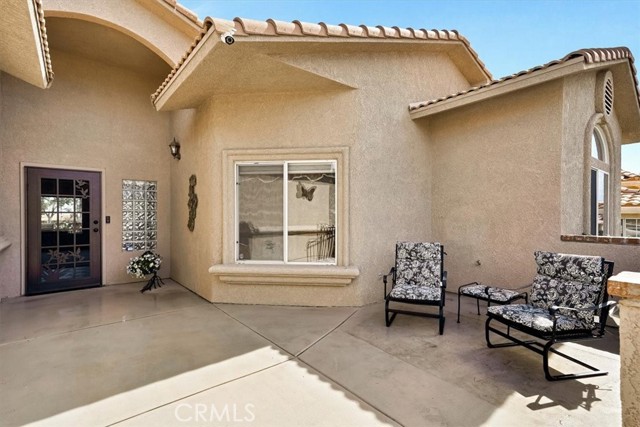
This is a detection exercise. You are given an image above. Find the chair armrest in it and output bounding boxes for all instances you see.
[549,301,617,337]
[383,266,395,297]
[549,300,616,316]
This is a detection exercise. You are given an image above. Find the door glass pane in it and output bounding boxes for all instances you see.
[40,247,86,283]
[76,230,90,245]
[29,170,100,294]
[287,162,336,263]
[75,262,91,278]
[75,179,90,197]
[41,231,57,247]
[41,197,57,230]
[37,176,94,284]
[41,178,57,195]
[237,164,284,261]
[59,230,74,246]
[59,179,74,195]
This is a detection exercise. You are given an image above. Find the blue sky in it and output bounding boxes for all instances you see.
[180,0,640,171]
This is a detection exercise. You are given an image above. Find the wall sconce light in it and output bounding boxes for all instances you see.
[169,138,181,160]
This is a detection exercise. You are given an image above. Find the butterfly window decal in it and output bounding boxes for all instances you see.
[296,181,317,202]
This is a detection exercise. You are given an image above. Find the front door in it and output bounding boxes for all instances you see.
[26,167,102,295]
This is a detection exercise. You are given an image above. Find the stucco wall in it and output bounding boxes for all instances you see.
[169,50,471,306]
[429,81,565,287]
[0,49,172,298]
[0,72,5,239]
[561,72,623,236]
[428,75,640,290]
[43,0,199,67]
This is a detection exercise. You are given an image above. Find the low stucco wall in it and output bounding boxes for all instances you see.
[0,49,172,298]
[620,299,640,425]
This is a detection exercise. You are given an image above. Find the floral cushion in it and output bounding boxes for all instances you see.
[534,251,603,286]
[459,284,525,302]
[395,242,442,290]
[487,304,590,332]
[390,283,442,301]
[530,252,604,326]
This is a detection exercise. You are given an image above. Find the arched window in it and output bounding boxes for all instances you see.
[589,126,610,235]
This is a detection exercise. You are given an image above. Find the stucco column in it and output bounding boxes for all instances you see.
[608,271,640,426]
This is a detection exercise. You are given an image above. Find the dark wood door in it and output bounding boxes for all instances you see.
[26,168,102,294]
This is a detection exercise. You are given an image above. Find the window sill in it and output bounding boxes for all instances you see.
[561,234,640,245]
[209,264,360,287]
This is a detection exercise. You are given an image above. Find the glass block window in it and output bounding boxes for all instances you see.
[122,180,157,251]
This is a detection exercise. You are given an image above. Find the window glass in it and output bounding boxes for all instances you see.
[237,164,284,261]
[236,161,336,264]
[591,134,601,160]
[591,128,607,163]
[287,162,336,263]
[589,126,610,236]
[590,169,609,236]
[622,218,640,237]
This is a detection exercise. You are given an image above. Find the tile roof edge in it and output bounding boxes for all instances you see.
[409,47,640,114]
[33,0,54,87]
[622,170,640,179]
[151,17,214,104]
[151,16,491,105]
[159,0,204,27]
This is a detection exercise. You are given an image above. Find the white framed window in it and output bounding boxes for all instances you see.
[589,126,611,236]
[235,161,337,265]
[622,218,640,237]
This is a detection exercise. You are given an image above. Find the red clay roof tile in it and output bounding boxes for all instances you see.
[160,0,202,26]
[34,0,54,86]
[409,47,640,113]
[151,16,490,104]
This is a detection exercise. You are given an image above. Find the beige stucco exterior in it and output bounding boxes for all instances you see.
[0,47,173,297]
[168,49,471,305]
[0,2,197,298]
[0,0,52,89]
[43,0,200,66]
[3,2,640,423]
[426,72,639,290]
[0,0,639,306]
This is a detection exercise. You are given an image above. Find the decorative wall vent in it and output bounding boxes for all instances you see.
[604,76,614,115]
[595,70,614,117]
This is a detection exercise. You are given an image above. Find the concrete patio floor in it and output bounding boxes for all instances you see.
[0,281,621,426]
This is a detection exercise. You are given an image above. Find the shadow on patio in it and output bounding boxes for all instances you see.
[0,282,620,426]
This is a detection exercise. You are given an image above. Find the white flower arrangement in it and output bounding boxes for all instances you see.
[126,251,162,279]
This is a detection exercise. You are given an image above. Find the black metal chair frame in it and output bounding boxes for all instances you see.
[457,282,529,323]
[383,243,447,335]
[485,260,615,381]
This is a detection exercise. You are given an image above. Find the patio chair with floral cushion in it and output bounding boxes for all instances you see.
[485,251,615,381]
[383,242,447,335]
